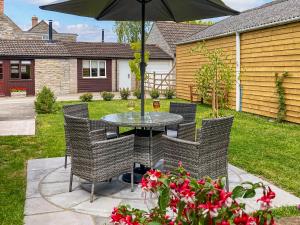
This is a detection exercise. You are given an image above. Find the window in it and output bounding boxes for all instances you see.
[10,60,32,80]
[0,61,3,80]
[82,60,106,78]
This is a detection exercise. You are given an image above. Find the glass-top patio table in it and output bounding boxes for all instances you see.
[101,112,183,183]
[101,111,183,128]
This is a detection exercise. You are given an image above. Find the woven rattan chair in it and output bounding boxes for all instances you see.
[63,103,119,168]
[166,102,197,141]
[163,116,234,190]
[65,115,135,202]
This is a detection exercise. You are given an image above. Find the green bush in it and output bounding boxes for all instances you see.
[133,89,141,99]
[80,93,93,102]
[163,88,175,99]
[101,92,115,101]
[120,88,131,100]
[35,86,58,114]
[150,89,160,99]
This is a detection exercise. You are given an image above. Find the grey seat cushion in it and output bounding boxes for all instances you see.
[167,129,178,138]
[107,132,118,139]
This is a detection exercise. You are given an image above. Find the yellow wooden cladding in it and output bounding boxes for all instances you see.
[176,22,300,123]
[176,35,236,109]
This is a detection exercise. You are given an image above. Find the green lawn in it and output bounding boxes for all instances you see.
[0,99,299,225]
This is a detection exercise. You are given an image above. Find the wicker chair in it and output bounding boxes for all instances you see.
[166,102,197,141]
[65,115,135,202]
[163,116,234,190]
[63,103,119,168]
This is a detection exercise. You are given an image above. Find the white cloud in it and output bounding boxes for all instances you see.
[23,0,54,5]
[223,0,270,11]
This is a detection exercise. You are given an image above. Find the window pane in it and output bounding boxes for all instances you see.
[10,62,20,79]
[99,61,106,77]
[82,60,90,77]
[21,64,31,79]
[21,61,31,65]
[91,60,98,77]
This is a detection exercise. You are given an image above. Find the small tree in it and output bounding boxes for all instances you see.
[128,42,150,83]
[35,86,58,114]
[194,43,234,117]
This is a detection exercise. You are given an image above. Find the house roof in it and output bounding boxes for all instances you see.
[179,0,300,44]
[0,40,172,59]
[27,20,58,34]
[154,21,208,54]
[63,42,172,59]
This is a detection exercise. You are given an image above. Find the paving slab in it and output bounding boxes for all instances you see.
[24,211,95,225]
[24,157,300,225]
[24,197,63,216]
[0,119,35,136]
[0,97,36,136]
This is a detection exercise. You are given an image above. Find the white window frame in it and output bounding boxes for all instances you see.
[82,60,107,79]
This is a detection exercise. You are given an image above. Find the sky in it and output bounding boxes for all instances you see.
[5,0,272,42]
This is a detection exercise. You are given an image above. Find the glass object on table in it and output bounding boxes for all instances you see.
[127,100,135,119]
[153,100,160,112]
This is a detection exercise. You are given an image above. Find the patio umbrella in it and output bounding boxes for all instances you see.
[40,0,238,117]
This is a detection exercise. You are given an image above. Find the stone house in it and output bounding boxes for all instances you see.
[0,0,77,41]
[0,40,172,96]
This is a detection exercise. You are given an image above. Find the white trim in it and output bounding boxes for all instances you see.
[235,32,241,112]
[82,60,107,79]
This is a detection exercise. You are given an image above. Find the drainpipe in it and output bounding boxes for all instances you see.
[235,32,241,112]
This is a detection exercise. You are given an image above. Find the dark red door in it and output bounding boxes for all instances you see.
[0,61,4,96]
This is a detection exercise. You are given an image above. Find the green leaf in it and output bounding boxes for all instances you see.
[158,188,170,211]
[243,189,256,198]
[232,186,246,199]
[148,222,162,225]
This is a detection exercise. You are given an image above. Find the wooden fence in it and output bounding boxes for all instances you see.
[144,67,176,93]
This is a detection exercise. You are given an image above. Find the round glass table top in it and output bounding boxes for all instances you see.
[101,112,183,128]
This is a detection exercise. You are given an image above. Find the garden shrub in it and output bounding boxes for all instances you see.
[133,89,141,99]
[101,92,115,101]
[35,86,59,114]
[120,88,131,100]
[80,93,93,102]
[163,88,175,99]
[150,89,160,99]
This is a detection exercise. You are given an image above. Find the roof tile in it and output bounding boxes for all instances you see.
[180,0,300,44]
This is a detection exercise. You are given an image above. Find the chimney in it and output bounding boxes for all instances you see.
[32,16,38,27]
[102,29,105,42]
[48,20,53,42]
[0,0,4,15]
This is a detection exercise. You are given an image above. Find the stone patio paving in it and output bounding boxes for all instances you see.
[24,157,300,225]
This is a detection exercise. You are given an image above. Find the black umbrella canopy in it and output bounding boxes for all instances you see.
[40,0,238,22]
[40,0,238,117]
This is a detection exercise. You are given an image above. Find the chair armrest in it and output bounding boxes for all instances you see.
[91,134,134,159]
[90,129,106,142]
[89,119,106,131]
[177,122,196,141]
[162,135,200,177]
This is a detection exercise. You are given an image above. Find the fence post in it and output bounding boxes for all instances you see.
[153,72,156,90]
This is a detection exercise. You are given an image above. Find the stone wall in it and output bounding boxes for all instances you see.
[21,32,77,42]
[35,59,77,96]
[0,15,23,39]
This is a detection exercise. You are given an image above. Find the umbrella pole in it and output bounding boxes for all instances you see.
[140,0,146,117]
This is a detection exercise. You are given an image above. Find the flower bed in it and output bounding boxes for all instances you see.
[10,87,27,97]
[111,163,276,225]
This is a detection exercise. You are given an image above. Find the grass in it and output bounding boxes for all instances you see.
[0,99,300,224]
